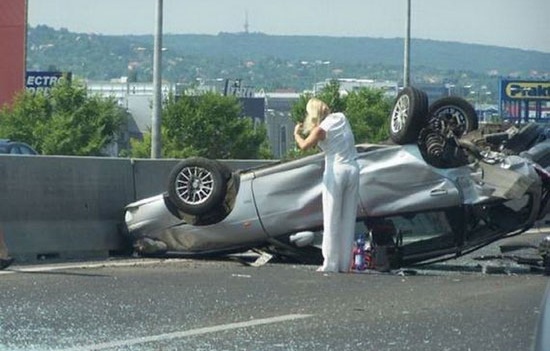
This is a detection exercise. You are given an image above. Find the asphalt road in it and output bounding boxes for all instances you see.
[1,228,550,351]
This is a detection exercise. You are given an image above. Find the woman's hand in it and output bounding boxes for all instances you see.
[294,125,325,150]
[294,123,303,136]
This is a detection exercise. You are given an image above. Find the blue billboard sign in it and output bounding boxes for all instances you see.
[500,80,550,101]
[25,71,72,93]
[499,79,550,122]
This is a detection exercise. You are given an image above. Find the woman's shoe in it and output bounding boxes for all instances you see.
[0,257,14,270]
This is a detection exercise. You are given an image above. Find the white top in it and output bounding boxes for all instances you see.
[318,112,358,164]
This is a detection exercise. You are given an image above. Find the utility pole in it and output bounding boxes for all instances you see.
[151,0,163,158]
[403,0,411,88]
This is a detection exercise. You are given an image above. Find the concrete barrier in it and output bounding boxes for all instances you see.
[0,155,274,263]
[0,155,133,262]
[132,158,181,200]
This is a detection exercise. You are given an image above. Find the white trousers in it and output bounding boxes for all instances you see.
[320,161,360,272]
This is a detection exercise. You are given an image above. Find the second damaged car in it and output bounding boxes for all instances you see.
[123,87,550,272]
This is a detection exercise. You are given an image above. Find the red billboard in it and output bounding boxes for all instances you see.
[0,0,26,108]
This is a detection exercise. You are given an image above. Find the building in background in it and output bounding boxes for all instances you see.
[0,0,27,107]
[87,79,176,142]
[314,78,399,98]
[87,78,300,158]
[261,91,301,158]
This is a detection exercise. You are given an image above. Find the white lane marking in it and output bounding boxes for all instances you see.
[0,259,184,275]
[57,314,313,351]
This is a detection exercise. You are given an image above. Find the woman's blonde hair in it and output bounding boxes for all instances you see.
[303,98,330,134]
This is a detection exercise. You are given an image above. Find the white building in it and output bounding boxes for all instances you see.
[314,78,399,98]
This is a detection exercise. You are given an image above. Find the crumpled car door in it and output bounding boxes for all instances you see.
[357,144,462,217]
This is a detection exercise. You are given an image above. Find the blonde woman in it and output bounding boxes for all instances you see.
[294,98,360,273]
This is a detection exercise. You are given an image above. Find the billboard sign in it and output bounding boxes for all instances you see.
[25,71,72,93]
[499,79,550,122]
[501,80,550,101]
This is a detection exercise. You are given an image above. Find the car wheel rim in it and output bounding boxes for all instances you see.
[391,95,410,133]
[433,107,468,136]
[175,166,214,205]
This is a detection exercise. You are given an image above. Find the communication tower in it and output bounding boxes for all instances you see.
[244,11,249,34]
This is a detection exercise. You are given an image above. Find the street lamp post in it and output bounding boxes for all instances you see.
[403,0,411,87]
[151,0,163,159]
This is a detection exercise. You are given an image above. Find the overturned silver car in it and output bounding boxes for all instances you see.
[123,87,550,271]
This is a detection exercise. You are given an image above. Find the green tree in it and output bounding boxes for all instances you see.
[290,81,392,157]
[0,79,127,156]
[345,88,392,143]
[128,92,272,159]
[315,80,347,114]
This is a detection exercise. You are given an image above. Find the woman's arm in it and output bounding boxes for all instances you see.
[294,123,326,150]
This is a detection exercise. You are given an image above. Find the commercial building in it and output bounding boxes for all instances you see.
[0,0,26,108]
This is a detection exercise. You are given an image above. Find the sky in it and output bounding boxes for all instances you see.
[27,0,550,53]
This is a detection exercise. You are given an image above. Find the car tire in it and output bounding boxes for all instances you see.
[427,96,478,137]
[389,86,429,144]
[167,157,229,215]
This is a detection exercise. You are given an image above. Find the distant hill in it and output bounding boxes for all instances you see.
[26,25,550,91]
[160,32,550,73]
